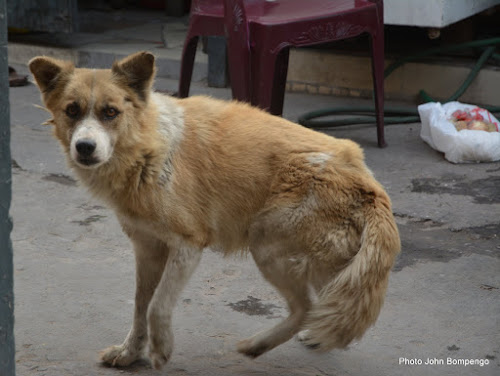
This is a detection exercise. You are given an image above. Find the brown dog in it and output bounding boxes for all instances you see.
[29,51,400,370]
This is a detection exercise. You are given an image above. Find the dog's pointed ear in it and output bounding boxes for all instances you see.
[112,51,155,101]
[29,56,74,93]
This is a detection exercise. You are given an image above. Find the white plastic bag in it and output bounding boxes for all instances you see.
[418,101,500,163]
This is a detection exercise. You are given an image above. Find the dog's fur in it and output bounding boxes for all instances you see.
[29,52,400,370]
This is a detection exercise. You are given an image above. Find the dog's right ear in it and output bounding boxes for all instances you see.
[29,56,74,93]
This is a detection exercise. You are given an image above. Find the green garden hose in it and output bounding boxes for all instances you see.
[298,37,500,129]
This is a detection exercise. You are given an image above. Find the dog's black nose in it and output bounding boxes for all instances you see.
[75,139,96,157]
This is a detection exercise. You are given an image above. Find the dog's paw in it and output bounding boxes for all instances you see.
[296,330,320,350]
[100,345,141,367]
[236,338,270,358]
[147,320,173,369]
[148,344,172,370]
[149,349,171,370]
[297,329,310,342]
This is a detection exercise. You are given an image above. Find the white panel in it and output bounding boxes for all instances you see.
[385,0,500,28]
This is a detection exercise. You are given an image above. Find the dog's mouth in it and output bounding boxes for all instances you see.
[75,156,102,168]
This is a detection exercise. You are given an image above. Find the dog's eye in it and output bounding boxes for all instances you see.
[103,107,119,120]
[65,103,80,119]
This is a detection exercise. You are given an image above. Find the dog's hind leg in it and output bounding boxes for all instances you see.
[101,234,169,367]
[237,243,311,358]
[147,244,202,370]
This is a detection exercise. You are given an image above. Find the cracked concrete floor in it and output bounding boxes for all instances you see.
[8,68,500,376]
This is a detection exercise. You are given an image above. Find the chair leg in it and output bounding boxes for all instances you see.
[227,46,251,102]
[251,47,285,115]
[269,48,290,116]
[370,22,386,147]
[178,35,199,98]
[226,39,251,102]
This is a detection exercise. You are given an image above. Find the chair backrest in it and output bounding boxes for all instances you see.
[190,0,224,16]
[223,0,248,40]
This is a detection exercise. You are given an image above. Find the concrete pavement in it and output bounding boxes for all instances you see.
[8,61,500,376]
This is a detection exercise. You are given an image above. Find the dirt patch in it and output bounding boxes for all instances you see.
[465,223,500,240]
[71,215,107,226]
[42,173,77,187]
[393,220,500,272]
[411,175,500,204]
[393,246,461,272]
[227,296,280,318]
[78,203,105,211]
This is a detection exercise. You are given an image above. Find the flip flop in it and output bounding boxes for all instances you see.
[9,66,29,87]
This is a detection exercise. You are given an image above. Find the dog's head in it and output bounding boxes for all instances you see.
[29,52,156,169]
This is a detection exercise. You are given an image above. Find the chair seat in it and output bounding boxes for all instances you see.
[179,0,386,147]
[246,0,376,26]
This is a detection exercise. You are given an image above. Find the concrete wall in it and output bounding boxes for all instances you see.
[286,49,500,106]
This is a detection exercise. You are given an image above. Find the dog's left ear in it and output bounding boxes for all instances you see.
[112,51,156,101]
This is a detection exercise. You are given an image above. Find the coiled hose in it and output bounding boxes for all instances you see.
[298,37,500,129]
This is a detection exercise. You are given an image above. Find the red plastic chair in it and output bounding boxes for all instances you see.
[178,1,226,99]
[178,0,386,147]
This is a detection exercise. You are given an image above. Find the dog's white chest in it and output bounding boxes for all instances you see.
[119,214,171,243]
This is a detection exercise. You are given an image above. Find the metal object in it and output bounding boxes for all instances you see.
[0,0,15,374]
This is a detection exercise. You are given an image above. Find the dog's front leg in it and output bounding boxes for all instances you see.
[147,244,202,370]
[101,235,169,367]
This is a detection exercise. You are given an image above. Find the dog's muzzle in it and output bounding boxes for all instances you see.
[70,118,113,168]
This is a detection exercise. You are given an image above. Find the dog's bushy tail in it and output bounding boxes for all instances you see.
[302,199,400,350]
